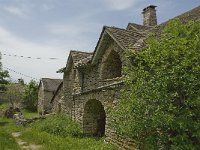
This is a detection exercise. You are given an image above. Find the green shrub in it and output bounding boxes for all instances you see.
[112,19,200,149]
[32,114,82,137]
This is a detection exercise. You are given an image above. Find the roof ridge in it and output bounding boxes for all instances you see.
[70,50,93,54]
[41,78,62,80]
[105,25,126,31]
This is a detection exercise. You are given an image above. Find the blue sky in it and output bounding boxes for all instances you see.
[0,0,199,82]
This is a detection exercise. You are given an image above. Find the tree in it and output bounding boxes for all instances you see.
[22,80,38,111]
[0,52,9,92]
[112,19,200,149]
[5,82,25,108]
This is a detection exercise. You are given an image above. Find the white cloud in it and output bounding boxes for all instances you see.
[3,6,26,18]
[103,0,138,10]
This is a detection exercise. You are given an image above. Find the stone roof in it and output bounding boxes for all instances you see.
[75,55,93,67]
[40,78,62,92]
[91,26,146,64]
[150,5,200,36]
[105,26,146,50]
[126,23,153,31]
[70,50,93,64]
[174,5,200,23]
[68,50,93,67]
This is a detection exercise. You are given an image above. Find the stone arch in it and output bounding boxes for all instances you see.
[83,99,106,137]
[100,49,122,79]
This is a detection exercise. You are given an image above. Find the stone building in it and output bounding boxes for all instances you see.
[51,82,63,113]
[51,5,200,149]
[38,78,62,114]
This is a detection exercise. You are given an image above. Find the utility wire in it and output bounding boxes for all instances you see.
[1,53,65,60]
[3,66,39,81]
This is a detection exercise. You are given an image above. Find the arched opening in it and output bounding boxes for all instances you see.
[101,50,122,79]
[83,99,106,137]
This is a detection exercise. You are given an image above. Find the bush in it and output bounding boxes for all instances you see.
[32,114,82,137]
[112,19,200,149]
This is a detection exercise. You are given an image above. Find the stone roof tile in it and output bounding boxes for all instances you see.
[105,26,146,50]
[40,78,62,92]
[127,23,153,31]
[70,50,93,66]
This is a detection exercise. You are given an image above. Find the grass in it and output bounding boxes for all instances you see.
[0,102,9,110]
[0,117,22,150]
[22,109,38,118]
[0,113,117,150]
[20,114,117,150]
[21,130,116,150]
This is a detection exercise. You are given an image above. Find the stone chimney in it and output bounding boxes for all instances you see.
[142,5,157,26]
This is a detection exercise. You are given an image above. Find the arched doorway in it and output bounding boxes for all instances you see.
[83,99,106,137]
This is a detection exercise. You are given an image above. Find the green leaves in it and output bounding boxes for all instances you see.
[0,52,9,92]
[22,80,38,111]
[112,19,200,149]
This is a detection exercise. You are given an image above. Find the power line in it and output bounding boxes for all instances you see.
[1,52,65,61]
[3,66,39,81]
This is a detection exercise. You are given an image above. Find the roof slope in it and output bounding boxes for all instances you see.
[70,50,93,67]
[106,26,146,50]
[40,78,62,92]
[127,22,153,31]
[70,50,93,64]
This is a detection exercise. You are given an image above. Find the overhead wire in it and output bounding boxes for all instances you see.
[3,66,39,81]
[1,52,65,60]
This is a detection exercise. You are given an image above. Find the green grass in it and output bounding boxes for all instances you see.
[0,113,117,150]
[22,109,38,118]
[0,117,22,150]
[0,102,8,110]
[21,130,116,150]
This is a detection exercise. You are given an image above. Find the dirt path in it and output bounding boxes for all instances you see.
[12,132,42,150]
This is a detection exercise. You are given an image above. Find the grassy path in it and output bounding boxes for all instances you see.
[12,132,42,150]
[0,114,117,150]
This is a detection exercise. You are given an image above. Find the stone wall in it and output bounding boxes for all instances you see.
[43,91,54,113]
[52,86,63,113]
[38,86,54,114]
[72,84,136,149]
[62,41,135,149]
[62,65,75,116]
[37,86,44,114]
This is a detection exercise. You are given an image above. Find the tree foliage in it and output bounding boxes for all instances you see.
[5,82,25,108]
[112,19,200,149]
[22,80,38,111]
[0,52,9,92]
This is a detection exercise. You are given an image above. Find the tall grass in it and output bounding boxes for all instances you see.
[21,114,117,150]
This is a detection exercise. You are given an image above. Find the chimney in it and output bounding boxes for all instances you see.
[142,5,157,26]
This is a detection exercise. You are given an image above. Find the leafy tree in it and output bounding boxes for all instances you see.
[5,82,25,108]
[22,80,38,111]
[112,19,200,149]
[0,52,9,92]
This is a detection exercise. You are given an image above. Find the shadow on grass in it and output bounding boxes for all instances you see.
[0,121,9,126]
